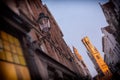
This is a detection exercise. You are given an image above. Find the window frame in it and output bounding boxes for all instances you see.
[0,31,26,66]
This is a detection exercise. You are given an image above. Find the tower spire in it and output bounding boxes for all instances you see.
[73,46,82,61]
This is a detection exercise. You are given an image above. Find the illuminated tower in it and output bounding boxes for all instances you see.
[81,36,112,79]
[73,47,82,61]
[73,46,92,79]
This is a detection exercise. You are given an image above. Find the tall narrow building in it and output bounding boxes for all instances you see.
[100,0,120,79]
[81,36,112,79]
[73,46,92,80]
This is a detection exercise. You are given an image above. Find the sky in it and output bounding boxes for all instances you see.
[42,0,108,77]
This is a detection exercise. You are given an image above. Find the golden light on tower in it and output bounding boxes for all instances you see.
[81,36,112,80]
[73,46,82,60]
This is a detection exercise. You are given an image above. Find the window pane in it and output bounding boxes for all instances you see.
[8,34,14,44]
[0,39,3,49]
[10,44,16,54]
[1,31,8,41]
[13,55,19,64]
[19,56,26,65]
[0,50,6,60]
[14,38,20,46]
[5,51,13,62]
[16,47,23,55]
[3,41,10,51]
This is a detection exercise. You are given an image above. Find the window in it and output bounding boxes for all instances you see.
[96,55,100,59]
[94,47,98,53]
[0,31,26,65]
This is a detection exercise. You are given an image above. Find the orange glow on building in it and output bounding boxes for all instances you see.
[73,46,82,61]
[82,36,112,80]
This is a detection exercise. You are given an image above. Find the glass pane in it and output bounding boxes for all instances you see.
[1,31,8,41]
[16,47,23,55]
[19,67,31,80]
[5,51,13,62]
[0,50,6,60]
[0,61,18,80]
[0,39,3,49]
[14,38,20,46]
[8,34,14,44]
[13,55,19,64]
[10,44,16,54]
[0,31,1,39]
[0,48,4,53]
[3,41,10,51]
[19,56,26,65]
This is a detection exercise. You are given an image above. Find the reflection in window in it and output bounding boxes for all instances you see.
[0,31,26,65]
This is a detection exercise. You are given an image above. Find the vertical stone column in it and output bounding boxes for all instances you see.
[34,53,49,80]
[23,36,42,80]
[55,70,63,80]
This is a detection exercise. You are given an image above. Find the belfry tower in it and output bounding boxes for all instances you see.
[81,36,112,79]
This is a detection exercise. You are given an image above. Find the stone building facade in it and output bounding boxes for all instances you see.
[73,46,92,80]
[0,0,85,80]
[100,0,120,79]
[101,27,119,73]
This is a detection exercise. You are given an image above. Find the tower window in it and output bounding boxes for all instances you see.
[96,55,100,59]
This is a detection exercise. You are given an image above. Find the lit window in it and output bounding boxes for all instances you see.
[5,51,13,62]
[14,38,20,46]
[3,41,11,51]
[0,50,5,60]
[0,39,3,49]
[13,55,19,64]
[0,31,26,65]
[1,31,8,40]
[8,34,14,44]
[96,55,100,59]
[16,47,23,55]
[19,56,26,65]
